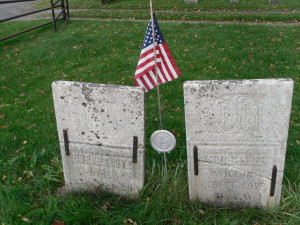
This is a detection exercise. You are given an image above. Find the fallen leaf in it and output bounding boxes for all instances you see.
[27,124,36,129]
[125,218,137,225]
[0,113,5,118]
[199,209,205,214]
[0,104,10,107]
[102,202,110,210]
[0,125,8,129]
[53,220,65,225]
[172,107,181,111]
[17,177,23,181]
[37,90,45,94]
[2,175,6,180]
[22,141,28,144]
[22,217,30,222]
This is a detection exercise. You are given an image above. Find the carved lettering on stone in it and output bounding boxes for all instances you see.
[52,81,145,197]
[184,79,293,208]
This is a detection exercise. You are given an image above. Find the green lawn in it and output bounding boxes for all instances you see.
[34,0,300,11]
[33,0,300,23]
[0,18,300,224]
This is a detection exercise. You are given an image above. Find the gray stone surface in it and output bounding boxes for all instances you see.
[52,81,145,197]
[184,79,293,208]
[230,0,239,4]
[269,0,280,4]
[184,0,198,4]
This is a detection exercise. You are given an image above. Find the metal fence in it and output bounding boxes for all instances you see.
[0,0,69,42]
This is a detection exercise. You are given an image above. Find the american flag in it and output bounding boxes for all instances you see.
[134,13,181,91]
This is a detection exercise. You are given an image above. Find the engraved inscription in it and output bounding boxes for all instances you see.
[185,79,294,208]
[200,152,266,166]
[214,95,259,135]
[193,142,278,206]
[210,168,254,178]
[73,153,133,169]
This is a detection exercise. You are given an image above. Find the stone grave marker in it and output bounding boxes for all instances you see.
[184,79,294,208]
[230,0,239,4]
[184,0,198,4]
[269,0,280,4]
[52,81,145,197]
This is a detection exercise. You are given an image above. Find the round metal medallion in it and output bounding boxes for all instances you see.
[150,130,176,153]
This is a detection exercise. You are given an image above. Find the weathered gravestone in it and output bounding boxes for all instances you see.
[52,81,145,197]
[184,79,294,208]
[269,0,280,4]
[184,0,198,4]
[230,0,239,4]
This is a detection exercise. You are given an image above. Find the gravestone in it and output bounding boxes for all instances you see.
[269,0,280,4]
[184,0,198,4]
[230,0,239,4]
[52,81,145,197]
[184,79,294,208]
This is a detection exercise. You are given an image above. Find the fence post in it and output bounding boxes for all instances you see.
[50,0,57,32]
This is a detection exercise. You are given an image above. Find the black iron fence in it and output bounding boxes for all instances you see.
[0,0,69,42]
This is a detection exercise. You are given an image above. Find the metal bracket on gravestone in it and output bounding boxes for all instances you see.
[63,129,70,156]
[270,165,277,196]
[132,136,138,163]
[193,146,199,175]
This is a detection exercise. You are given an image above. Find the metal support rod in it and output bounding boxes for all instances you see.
[63,129,70,156]
[0,21,53,42]
[50,0,57,32]
[270,165,277,196]
[60,0,66,21]
[132,136,138,163]
[55,8,66,21]
[65,0,70,20]
[150,0,167,177]
[193,146,199,175]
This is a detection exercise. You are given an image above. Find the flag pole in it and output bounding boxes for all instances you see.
[150,0,163,131]
[150,0,168,177]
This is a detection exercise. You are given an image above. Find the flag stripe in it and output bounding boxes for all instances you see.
[137,49,159,66]
[140,76,150,91]
[135,58,162,78]
[143,75,154,90]
[134,14,181,92]
[159,43,179,78]
[149,70,160,85]
[160,60,173,81]
[157,67,168,83]
[136,78,146,90]
[161,43,181,77]
[155,69,166,84]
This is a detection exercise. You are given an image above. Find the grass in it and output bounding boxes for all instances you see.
[34,0,300,11]
[32,0,300,23]
[0,10,300,225]
[69,10,300,23]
